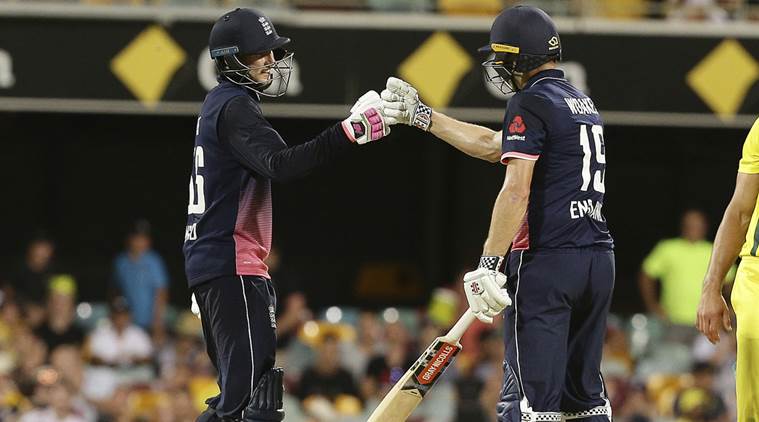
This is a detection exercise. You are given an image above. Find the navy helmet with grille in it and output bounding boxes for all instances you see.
[208,8,293,97]
[480,6,562,94]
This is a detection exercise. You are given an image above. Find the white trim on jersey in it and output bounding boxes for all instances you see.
[240,276,256,409]
[526,76,567,90]
[514,251,527,398]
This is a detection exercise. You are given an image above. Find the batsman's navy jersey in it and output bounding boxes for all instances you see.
[183,81,352,287]
[501,69,613,251]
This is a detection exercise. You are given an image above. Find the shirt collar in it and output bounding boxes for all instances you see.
[524,68,566,90]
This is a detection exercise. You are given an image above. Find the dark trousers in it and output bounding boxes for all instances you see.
[498,248,615,422]
[194,275,277,421]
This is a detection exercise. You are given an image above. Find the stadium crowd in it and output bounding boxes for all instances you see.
[0,213,739,422]
[9,0,759,21]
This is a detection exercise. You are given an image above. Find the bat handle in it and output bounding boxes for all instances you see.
[444,310,477,344]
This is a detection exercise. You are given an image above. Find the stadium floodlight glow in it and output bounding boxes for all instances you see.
[76,302,93,320]
[325,306,342,324]
[303,320,319,338]
[631,313,648,329]
[382,307,400,324]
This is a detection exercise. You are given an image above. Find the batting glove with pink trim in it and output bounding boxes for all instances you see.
[341,90,391,144]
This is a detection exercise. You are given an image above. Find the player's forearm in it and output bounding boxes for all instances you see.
[230,124,353,182]
[266,124,354,182]
[222,96,355,182]
[482,185,529,256]
[429,111,501,163]
[704,202,752,292]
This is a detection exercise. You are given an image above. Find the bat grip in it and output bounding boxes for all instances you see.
[445,310,477,343]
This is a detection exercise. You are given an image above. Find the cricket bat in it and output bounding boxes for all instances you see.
[366,309,477,422]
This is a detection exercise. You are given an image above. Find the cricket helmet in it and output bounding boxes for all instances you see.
[209,8,293,97]
[479,6,562,94]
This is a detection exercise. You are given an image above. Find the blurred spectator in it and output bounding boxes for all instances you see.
[602,322,635,378]
[692,333,737,420]
[267,248,311,350]
[276,289,309,347]
[455,368,486,422]
[18,0,759,19]
[156,312,219,417]
[473,329,503,382]
[591,0,650,18]
[437,0,501,15]
[39,355,96,422]
[8,236,56,304]
[49,347,85,399]
[112,220,169,342]
[18,375,89,422]
[169,388,199,422]
[343,311,385,379]
[13,330,49,390]
[298,334,362,420]
[455,329,503,422]
[8,236,56,328]
[673,362,728,422]
[361,323,411,413]
[157,311,206,380]
[34,276,85,352]
[82,297,153,402]
[0,299,24,347]
[86,297,152,366]
[0,374,30,419]
[366,0,433,12]
[478,366,504,422]
[427,287,460,328]
[667,0,730,21]
[615,382,655,422]
[638,210,734,331]
[365,319,412,384]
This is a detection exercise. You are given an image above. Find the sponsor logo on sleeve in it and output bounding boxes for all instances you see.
[506,115,526,141]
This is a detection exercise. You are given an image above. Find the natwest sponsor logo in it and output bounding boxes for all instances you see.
[417,342,458,385]
[508,115,526,134]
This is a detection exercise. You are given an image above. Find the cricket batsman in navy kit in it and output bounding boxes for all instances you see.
[183,8,390,422]
[381,6,614,421]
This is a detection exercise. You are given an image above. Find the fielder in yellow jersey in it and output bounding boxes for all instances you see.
[698,117,759,422]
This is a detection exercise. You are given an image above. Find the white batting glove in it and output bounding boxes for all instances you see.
[380,77,432,131]
[191,293,201,320]
[463,256,511,324]
[341,90,391,144]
